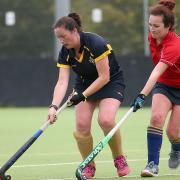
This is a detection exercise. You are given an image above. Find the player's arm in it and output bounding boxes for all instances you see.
[140,62,168,96]
[131,61,168,112]
[67,56,110,107]
[48,67,70,123]
[82,39,111,97]
[51,67,70,107]
[83,56,110,97]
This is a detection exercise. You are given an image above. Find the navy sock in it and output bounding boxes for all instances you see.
[170,138,180,151]
[147,126,163,165]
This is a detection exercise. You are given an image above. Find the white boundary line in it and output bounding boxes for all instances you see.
[1,158,179,180]
[10,157,169,168]
[0,149,146,157]
[42,174,180,180]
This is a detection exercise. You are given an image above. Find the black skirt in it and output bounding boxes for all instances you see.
[74,76,125,102]
[153,83,180,105]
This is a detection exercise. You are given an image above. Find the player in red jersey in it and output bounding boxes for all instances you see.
[131,0,180,177]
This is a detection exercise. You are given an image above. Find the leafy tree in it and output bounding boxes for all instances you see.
[0,0,54,58]
[72,0,180,55]
[0,0,179,58]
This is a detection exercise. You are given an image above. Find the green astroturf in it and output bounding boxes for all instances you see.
[0,107,179,180]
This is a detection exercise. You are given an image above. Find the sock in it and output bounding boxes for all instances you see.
[73,131,93,160]
[170,138,180,151]
[147,126,163,165]
[104,130,123,159]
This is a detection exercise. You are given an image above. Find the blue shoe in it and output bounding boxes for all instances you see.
[168,150,180,169]
[141,161,159,177]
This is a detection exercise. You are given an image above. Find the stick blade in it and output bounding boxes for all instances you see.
[75,168,87,180]
[0,174,11,180]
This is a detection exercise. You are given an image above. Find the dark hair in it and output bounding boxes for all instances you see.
[150,4,175,31]
[53,12,82,32]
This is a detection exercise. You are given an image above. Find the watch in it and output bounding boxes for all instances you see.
[49,104,58,111]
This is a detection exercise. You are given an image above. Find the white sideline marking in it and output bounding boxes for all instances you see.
[11,158,169,168]
[0,149,149,157]
[0,158,179,180]
[42,174,180,180]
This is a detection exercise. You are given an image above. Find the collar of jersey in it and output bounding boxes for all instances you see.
[74,32,85,63]
[149,31,175,47]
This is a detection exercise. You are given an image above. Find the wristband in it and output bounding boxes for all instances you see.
[49,104,58,111]
[139,94,146,99]
[82,93,87,101]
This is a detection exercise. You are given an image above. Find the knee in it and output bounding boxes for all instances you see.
[75,119,90,135]
[98,116,114,131]
[73,131,92,143]
[166,126,179,139]
[166,129,175,139]
[151,113,164,128]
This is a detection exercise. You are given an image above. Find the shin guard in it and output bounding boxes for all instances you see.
[73,132,93,160]
[147,126,163,165]
[105,130,123,159]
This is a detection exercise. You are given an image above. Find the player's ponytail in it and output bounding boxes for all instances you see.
[158,0,175,11]
[53,12,82,32]
[68,13,82,30]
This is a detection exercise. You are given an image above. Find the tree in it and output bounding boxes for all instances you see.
[0,0,54,58]
[72,0,180,55]
[0,0,179,58]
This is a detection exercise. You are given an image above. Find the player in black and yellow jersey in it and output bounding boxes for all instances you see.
[48,12,130,178]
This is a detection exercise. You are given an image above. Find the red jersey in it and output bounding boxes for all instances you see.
[148,31,180,88]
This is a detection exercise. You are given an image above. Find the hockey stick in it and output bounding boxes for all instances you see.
[75,107,133,180]
[0,101,68,180]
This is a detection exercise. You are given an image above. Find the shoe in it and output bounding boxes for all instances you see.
[168,150,180,169]
[141,161,159,177]
[82,162,96,179]
[114,155,131,176]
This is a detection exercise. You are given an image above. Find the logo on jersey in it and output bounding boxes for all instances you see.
[71,64,77,67]
[89,56,95,64]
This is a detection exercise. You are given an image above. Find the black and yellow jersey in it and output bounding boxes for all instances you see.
[57,31,123,83]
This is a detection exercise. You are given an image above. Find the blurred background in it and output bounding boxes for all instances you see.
[0,0,179,107]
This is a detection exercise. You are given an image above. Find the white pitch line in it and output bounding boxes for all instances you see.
[42,174,180,180]
[0,149,148,157]
[9,157,169,168]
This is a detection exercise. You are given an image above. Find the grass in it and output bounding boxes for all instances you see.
[0,107,179,180]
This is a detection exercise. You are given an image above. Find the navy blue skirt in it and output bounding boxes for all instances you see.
[153,83,180,105]
[74,77,125,102]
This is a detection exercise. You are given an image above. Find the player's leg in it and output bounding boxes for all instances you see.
[141,93,171,177]
[166,105,180,169]
[73,101,97,179]
[98,98,130,177]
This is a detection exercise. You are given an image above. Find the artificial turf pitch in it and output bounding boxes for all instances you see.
[0,107,179,180]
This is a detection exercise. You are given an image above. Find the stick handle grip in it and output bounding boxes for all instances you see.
[40,101,68,131]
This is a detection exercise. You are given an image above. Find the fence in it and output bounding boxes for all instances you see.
[0,55,153,107]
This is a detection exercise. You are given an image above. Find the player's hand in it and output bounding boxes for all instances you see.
[131,94,145,112]
[67,92,86,107]
[48,105,58,124]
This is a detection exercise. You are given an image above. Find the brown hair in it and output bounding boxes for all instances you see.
[53,12,82,32]
[150,4,175,31]
[158,0,175,10]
